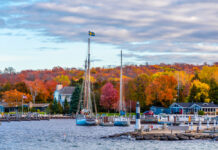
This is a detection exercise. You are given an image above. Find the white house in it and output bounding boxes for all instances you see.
[54,84,75,105]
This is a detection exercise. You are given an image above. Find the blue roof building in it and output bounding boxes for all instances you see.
[150,106,170,115]
[169,102,218,114]
[0,104,4,113]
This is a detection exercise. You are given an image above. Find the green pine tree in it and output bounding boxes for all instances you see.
[209,78,218,104]
[189,84,198,102]
[48,101,53,114]
[52,99,58,114]
[70,84,81,114]
[63,98,70,114]
[191,72,200,81]
[57,101,63,114]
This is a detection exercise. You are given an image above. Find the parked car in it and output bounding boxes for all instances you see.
[143,110,154,115]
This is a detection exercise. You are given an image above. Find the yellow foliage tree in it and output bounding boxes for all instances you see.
[54,75,70,86]
[189,80,210,103]
[199,66,218,83]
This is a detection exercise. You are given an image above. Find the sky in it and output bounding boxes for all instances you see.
[0,0,218,72]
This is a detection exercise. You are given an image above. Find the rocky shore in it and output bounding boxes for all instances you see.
[102,131,218,141]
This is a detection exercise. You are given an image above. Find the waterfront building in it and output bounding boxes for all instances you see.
[28,102,49,112]
[0,102,49,113]
[150,106,171,115]
[53,84,75,105]
[169,102,218,115]
[0,104,4,113]
[0,102,28,112]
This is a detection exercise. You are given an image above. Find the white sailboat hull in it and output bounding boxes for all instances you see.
[114,117,130,126]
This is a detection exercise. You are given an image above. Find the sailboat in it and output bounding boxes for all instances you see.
[114,50,130,126]
[76,32,98,126]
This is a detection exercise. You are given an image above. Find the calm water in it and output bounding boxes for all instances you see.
[0,120,217,150]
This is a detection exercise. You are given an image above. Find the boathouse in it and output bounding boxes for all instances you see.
[28,102,49,112]
[53,84,75,105]
[0,102,49,113]
[169,102,218,115]
[0,104,4,113]
[150,106,170,115]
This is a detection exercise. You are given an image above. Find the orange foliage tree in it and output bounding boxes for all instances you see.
[25,79,50,103]
[145,75,177,107]
[3,89,32,106]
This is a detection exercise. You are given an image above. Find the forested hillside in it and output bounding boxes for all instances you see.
[0,63,217,111]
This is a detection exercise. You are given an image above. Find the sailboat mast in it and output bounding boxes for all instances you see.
[84,59,88,109]
[177,72,180,102]
[87,37,91,110]
[119,50,123,112]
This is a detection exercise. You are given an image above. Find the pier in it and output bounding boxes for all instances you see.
[0,114,74,122]
[102,125,218,141]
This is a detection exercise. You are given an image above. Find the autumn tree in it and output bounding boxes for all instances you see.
[14,82,30,93]
[3,89,32,106]
[188,80,210,103]
[54,75,70,86]
[199,66,218,83]
[145,75,177,107]
[125,74,151,110]
[25,80,50,103]
[100,82,118,112]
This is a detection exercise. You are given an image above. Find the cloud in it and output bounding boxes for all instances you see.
[0,19,5,27]
[1,0,218,64]
[36,46,61,51]
[123,53,218,65]
[91,58,102,63]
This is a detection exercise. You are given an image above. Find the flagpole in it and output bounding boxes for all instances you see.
[22,95,23,116]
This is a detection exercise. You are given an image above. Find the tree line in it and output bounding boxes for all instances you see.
[0,64,217,113]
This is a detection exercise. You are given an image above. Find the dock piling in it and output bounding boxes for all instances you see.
[190,122,193,131]
[207,120,210,129]
[135,101,141,131]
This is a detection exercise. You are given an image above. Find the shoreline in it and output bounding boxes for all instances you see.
[102,131,218,141]
[102,126,218,141]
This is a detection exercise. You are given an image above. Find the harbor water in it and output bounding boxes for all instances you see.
[0,119,217,150]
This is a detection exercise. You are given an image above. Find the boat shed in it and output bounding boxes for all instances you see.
[0,104,4,113]
[170,102,218,114]
[150,106,170,115]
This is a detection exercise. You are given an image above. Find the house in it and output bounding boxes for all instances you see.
[0,102,28,112]
[54,84,75,105]
[0,102,49,113]
[150,106,171,115]
[169,102,218,115]
[0,104,4,113]
[29,102,49,112]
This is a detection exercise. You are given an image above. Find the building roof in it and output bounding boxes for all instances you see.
[171,102,218,108]
[194,103,218,108]
[31,103,49,108]
[59,86,75,95]
[174,103,193,108]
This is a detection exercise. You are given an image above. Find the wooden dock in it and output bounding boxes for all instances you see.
[0,115,75,122]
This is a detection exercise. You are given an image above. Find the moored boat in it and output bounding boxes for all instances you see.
[114,117,130,126]
[113,50,130,126]
[99,116,114,126]
[76,31,98,126]
[76,115,98,126]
